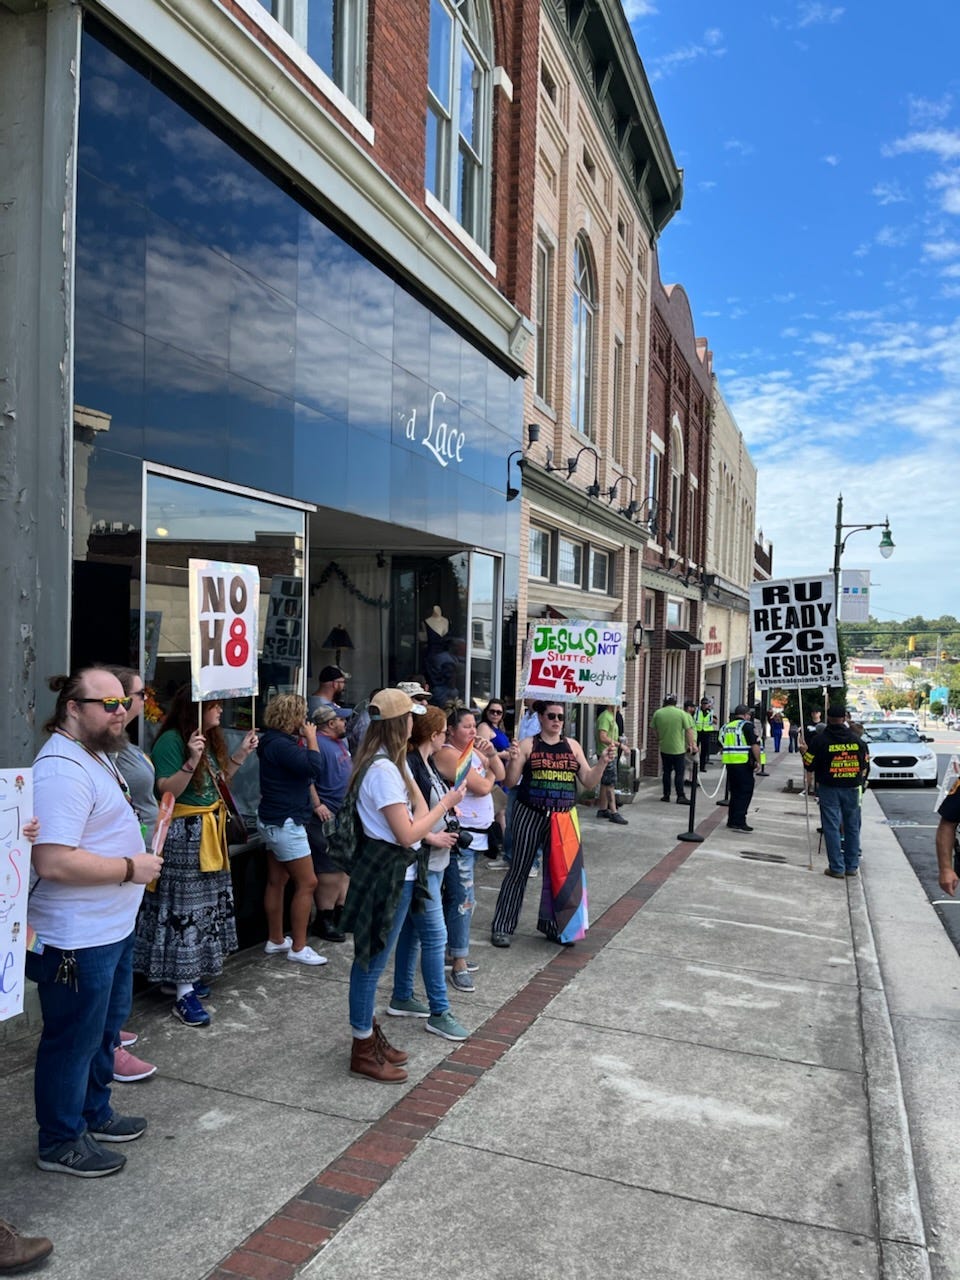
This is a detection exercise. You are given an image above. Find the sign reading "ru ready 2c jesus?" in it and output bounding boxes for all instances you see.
[749,574,842,690]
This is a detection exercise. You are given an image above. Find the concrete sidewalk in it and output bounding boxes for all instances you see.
[1,751,956,1279]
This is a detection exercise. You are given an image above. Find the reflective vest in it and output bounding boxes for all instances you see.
[720,719,750,765]
[694,709,715,732]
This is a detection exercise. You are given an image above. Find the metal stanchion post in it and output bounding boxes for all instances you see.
[678,762,703,843]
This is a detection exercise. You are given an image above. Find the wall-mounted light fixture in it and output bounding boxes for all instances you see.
[634,496,660,539]
[506,449,522,501]
[633,620,645,656]
[527,422,541,445]
[607,474,637,519]
[566,445,601,498]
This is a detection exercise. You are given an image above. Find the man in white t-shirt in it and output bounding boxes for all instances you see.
[27,667,164,1178]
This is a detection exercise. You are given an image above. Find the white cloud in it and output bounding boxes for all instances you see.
[907,94,953,127]
[822,154,840,166]
[724,138,754,157]
[922,239,960,260]
[649,29,727,81]
[796,3,845,27]
[885,129,960,161]
[622,0,658,17]
[871,181,908,205]
[929,170,960,215]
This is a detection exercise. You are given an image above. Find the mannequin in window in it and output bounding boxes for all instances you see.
[422,606,458,707]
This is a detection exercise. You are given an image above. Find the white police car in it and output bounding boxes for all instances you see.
[863,724,938,787]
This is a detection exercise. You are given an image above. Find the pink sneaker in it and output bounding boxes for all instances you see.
[113,1046,157,1082]
[119,1029,138,1048]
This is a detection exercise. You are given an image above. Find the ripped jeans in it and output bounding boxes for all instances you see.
[442,849,475,959]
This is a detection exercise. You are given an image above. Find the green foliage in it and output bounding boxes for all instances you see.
[931,700,945,717]
[840,615,960,659]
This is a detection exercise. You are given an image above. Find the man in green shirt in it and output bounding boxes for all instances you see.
[650,694,696,804]
[595,704,627,824]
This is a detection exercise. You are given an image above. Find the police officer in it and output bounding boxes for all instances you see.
[721,704,761,832]
[694,697,716,771]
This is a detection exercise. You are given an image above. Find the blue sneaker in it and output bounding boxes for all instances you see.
[425,1011,469,1041]
[448,968,475,992]
[386,996,430,1018]
[173,992,210,1026]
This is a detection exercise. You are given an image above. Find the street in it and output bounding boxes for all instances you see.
[871,726,960,955]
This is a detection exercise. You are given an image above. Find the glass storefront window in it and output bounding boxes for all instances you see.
[143,471,307,740]
[468,551,500,707]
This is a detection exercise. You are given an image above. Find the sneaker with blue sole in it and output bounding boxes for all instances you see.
[386,996,430,1018]
[36,1132,126,1178]
[425,1011,469,1041]
[173,991,211,1026]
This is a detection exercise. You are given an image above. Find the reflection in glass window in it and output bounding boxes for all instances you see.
[426,0,492,246]
[144,472,306,740]
[557,537,582,587]
[528,527,550,579]
[571,235,596,439]
[255,0,368,112]
[590,548,610,594]
[535,239,553,405]
[468,551,500,706]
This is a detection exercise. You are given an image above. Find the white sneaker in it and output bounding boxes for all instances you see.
[264,936,292,955]
[528,866,539,878]
[287,944,328,966]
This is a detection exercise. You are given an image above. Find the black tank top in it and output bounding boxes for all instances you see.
[517,736,579,812]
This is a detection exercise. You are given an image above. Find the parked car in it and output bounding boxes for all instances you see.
[863,725,937,787]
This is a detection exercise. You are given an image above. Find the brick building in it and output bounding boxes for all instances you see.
[1,0,543,760]
[516,0,682,751]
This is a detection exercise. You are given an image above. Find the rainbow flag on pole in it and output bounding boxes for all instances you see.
[453,743,474,789]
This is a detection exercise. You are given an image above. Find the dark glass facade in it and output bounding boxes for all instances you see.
[74,25,520,551]
[72,23,521,703]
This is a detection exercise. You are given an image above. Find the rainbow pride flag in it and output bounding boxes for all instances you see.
[545,808,588,943]
[453,742,474,788]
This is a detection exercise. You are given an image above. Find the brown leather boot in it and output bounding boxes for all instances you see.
[0,1219,54,1274]
[350,1033,407,1083]
[373,1018,408,1066]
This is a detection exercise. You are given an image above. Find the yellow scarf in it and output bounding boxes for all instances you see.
[174,799,230,873]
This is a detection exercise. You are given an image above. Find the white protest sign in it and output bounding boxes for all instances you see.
[522,620,625,703]
[0,769,33,1022]
[189,559,260,701]
[935,754,960,814]
[750,574,841,690]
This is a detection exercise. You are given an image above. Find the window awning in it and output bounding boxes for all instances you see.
[666,630,704,651]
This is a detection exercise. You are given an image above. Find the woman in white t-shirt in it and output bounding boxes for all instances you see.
[342,688,465,1083]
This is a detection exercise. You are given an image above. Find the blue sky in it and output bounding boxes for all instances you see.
[626,0,960,622]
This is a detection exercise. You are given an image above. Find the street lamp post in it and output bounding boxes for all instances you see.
[832,492,895,605]
[829,492,894,706]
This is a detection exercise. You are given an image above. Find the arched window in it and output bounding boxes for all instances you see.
[571,235,597,439]
[669,420,684,546]
[426,0,493,247]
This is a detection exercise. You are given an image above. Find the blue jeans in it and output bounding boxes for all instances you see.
[348,875,449,1034]
[442,850,475,958]
[392,869,449,1014]
[818,785,862,874]
[25,933,134,1152]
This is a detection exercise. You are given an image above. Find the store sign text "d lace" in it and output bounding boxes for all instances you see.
[400,391,465,469]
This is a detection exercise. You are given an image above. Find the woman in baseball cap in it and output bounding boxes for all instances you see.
[340,689,467,1082]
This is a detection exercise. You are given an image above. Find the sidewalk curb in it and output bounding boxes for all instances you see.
[853,792,931,1279]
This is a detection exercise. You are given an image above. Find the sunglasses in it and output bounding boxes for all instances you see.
[487,708,503,715]
[75,696,133,713]
[543,712,564,721]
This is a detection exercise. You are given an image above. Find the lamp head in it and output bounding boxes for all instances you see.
[879,526,894,559]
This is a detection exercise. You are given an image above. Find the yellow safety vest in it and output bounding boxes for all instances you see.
[720,719,750,766]
[694,709,714,732]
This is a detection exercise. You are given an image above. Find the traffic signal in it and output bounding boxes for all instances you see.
[908,635,916,652]
[942,651,948,660]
